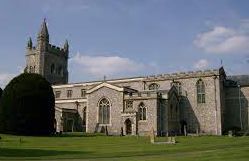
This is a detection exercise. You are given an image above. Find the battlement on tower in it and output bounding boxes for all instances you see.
[48,44,67,55]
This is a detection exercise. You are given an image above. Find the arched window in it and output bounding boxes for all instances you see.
[197,79,205,103]
[51,64,55,74]
[171,81,182,95]
[148,83,159,90]
[98,98,110,124]
[138,102,146,120]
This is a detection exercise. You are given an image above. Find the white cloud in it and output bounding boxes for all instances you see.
[194,22,249,54]
[0,73,15,88]
[71,53,144,76]
[194,59,209,69]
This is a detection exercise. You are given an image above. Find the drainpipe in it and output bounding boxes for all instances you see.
[238,84,243,130]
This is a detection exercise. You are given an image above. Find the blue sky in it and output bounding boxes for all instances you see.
[0,0,249,87]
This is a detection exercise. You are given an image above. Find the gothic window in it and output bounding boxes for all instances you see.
[126,100,133,109]
[197,79,205,103]
[51,64,55,74]
[33,66,36,73]
[98,98,110,124]
[148,83,159,90]
[171,81,182,95]
[81,89,86,98]
[138,102,146,120]
[55,91,61,98]
[67,90,72,98]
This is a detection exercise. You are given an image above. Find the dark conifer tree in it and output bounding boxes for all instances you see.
[0,73,55,135]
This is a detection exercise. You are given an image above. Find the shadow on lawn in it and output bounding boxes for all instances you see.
[0,147,85,157]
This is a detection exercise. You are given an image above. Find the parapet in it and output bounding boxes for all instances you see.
[48,44,67,55]
[145,68,221,81]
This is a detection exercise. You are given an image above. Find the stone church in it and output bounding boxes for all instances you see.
[26,20,249,136]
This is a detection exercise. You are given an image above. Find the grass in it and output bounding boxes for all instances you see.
[0,133,248,161]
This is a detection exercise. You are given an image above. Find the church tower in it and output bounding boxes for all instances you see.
[25,19,69,85]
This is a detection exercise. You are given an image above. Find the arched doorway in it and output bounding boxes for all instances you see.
[125,119,132,135]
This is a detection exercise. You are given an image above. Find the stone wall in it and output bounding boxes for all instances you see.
[133,97,158,136]
[87,86,123,135]
[116,69,223,134]
[43,49,68,84]
[53,68,225,135]
[26,48,41,73]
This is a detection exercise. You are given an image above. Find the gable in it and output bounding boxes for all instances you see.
[87,82,124,94]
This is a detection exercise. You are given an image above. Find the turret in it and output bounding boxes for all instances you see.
[27,37,32,49]
[37,19,49,51]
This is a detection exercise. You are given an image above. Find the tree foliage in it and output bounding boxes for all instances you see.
[0,87,2,99]
[0,73,55,135]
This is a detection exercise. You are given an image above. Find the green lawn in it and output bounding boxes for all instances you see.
[0,133,248,161]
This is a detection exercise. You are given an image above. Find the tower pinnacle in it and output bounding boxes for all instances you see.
[64,39,69,52]
[37,18,49,40]
[27,37,32,49]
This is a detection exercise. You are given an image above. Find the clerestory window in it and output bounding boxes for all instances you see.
[55,91,61,98]
[67,90,72,98]
[81,89,86,98]
[148,83,159,90]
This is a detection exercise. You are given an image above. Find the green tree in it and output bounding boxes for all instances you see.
[0,73,55,135]
[0,87,2,99]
